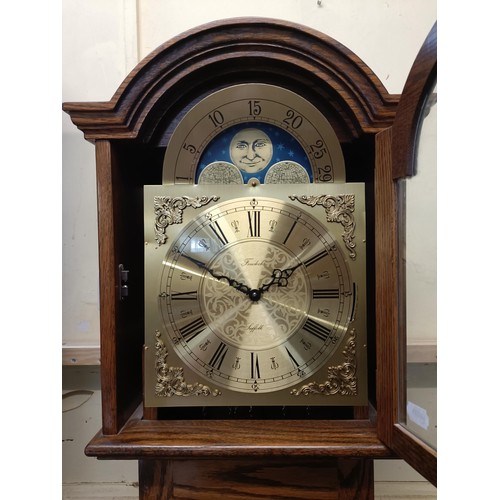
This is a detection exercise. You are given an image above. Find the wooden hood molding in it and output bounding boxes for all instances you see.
[63,17,398,144]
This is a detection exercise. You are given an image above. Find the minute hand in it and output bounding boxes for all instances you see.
[180,252,251,296]
[259,262,302,294]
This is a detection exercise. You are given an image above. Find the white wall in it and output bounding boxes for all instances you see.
[62,0,437,488]
[62,0,436,349]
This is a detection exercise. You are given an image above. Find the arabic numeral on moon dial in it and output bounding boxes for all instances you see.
[283,109,303,129]
[248,100,262,116]
[310,139,326,159]
[208,110,224,127]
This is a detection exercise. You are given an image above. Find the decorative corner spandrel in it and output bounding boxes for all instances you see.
[153,195,219,245]
[154,330,221,398]
[289,194,357,259]
[290,328,358,397]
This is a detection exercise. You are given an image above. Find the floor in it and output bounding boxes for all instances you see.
[62,482,437,499]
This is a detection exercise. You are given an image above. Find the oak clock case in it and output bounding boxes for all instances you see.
[64,16,431,499]
[144,84,367,409]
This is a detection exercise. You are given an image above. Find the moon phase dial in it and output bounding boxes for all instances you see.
[162,84,346,185]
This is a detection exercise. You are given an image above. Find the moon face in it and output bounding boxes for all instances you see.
[229,128,273,173]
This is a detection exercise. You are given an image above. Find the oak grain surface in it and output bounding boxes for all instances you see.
[86,418,393,460]
[139,458,374,499]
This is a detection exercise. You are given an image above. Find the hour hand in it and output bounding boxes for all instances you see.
[259,262,302,293]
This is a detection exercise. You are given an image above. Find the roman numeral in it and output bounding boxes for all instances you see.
[209,221,229,246]
[312,289,340,299]
[208,342,229,370]
[304,249,329,268]
[251,352,261,379]
[303,318,331,342]
[179,317,205,343]
[247,211,261,237]
[285,347,300,369]
[283,220,297,245]
[349,282,357,322]
[171,290,198,300]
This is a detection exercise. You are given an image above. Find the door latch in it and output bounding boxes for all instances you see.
[118,264,129,300]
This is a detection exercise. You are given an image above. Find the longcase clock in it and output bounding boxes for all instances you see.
[64,18,437,498]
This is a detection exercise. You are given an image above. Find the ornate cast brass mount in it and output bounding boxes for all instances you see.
[154,330,221,397]
[153,195,219,245]
[289,194,357,259]
[290,328,358,397]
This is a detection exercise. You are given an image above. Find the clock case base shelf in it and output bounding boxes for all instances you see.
[85,405,393,460]
[86,407,392,499]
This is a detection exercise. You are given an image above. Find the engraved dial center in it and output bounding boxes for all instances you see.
[200,240,311,350]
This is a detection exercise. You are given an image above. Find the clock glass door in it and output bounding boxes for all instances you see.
[400,78,437,449]
[386,22,437,485]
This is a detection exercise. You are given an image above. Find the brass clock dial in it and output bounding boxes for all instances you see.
[161,196,352,393]
[162,84,346,185]
[144,184,367,407]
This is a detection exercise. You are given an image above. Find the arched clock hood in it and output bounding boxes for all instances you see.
[63,17,398,145]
